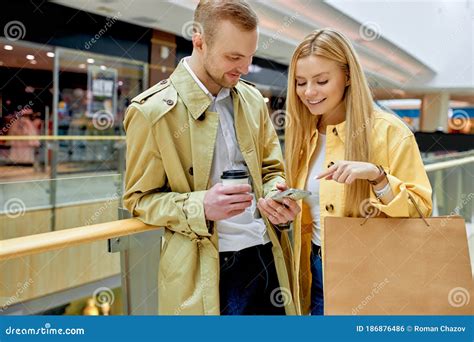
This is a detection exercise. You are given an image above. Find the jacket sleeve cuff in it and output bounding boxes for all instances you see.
[183,190,212,237]
[263,176,286,200]
[369,174,410,217]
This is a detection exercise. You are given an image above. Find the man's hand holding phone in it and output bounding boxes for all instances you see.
[257,183,302,226]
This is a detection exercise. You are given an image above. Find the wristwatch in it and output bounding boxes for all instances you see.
[367,165,386,186]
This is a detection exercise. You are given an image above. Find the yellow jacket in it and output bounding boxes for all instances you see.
[123,61,296,315]
[292,110,433,315]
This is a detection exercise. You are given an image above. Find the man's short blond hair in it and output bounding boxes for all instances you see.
[194,0,258,45]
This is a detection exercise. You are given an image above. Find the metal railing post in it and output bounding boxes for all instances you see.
[109,208,164,315]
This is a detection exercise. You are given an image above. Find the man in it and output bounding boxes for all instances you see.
[123,0,300,315]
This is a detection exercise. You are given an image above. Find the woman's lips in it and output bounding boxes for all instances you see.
[308,98,326,105]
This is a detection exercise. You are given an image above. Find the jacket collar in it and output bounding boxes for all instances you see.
[311,120,346,144]
[170,60,239,120]
[170,60,212,120]
[328,120,346,144]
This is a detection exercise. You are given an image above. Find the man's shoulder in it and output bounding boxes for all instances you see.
[129,79,178,124]
[236,78,264,104]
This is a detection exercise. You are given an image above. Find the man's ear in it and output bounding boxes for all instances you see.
[192,32,203,52]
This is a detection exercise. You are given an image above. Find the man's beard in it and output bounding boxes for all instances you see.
[203,61,238,89]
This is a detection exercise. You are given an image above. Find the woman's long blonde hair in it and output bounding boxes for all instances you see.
[285,29,374,216]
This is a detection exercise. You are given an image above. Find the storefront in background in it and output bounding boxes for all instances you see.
[0,1,166,180]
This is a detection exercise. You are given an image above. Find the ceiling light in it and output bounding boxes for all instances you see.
[4,45,13,51]
[87,58,95,64]
[46,52,55,58]
[26,54,35,60]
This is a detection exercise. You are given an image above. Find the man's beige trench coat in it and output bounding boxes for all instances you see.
[123,61,296,315]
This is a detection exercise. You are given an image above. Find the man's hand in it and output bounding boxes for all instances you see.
[204,183,253,221]
[257,183,301,225]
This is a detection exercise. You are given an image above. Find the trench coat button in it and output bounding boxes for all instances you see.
[198,113,206,121]
[332,127,338,136]
[325,204,334,212]
[188,167,193,176]
[159,79,167,85]
[139,99,145,104]
[163,99,174,106]
[327,161,335,168]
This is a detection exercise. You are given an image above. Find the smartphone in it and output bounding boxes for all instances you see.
[272,188,312,203]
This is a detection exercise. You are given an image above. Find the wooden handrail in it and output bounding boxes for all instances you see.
[0,154,472,261]
[0,218,159,261]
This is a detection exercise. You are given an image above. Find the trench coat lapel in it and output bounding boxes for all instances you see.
[170,62,218,191]
[232,88,261,198]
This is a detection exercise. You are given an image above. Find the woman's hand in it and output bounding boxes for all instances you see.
[257,183,301,225]
[316,161,381,184]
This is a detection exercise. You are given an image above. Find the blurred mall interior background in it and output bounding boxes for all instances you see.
[0,0,473,315]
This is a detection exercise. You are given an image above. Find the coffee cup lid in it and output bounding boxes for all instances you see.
[221,169,249,179]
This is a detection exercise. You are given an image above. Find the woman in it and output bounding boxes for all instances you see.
[285,29,432,315]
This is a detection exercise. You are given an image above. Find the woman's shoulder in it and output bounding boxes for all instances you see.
[372,110,414,140]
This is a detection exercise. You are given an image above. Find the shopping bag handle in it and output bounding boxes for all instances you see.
[407,193,430,227]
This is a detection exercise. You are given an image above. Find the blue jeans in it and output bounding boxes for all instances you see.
[310,243,324,315]
[219,243,286,315]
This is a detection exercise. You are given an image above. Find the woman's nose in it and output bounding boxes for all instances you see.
[305,85,317,98]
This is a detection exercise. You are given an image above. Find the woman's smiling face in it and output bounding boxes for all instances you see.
[295,54,348,116]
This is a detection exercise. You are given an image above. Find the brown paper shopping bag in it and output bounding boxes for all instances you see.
[323,196,473,315]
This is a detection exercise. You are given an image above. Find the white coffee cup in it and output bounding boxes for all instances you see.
[220,169,250,186]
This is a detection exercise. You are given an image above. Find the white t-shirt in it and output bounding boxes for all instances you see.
[303,133,326,246]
